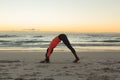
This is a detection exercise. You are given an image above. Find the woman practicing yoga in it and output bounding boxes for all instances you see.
[40,34,79,63]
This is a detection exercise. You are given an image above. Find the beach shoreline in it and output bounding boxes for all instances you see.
[0,50,120,80]
[0,46,120,52]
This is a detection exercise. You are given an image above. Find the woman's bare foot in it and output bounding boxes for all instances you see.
[40,59,50,63]
[73,58,80,63]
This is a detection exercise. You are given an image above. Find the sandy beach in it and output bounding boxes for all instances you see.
[0,50,120,80]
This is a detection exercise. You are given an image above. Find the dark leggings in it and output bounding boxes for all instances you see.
[58,34,76,54]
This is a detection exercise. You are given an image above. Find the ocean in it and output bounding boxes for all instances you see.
[0,32,120,51]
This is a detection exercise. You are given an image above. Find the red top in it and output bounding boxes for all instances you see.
[47,36,61,57]
[49,36,61,48]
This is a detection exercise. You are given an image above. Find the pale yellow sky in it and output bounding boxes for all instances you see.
[1,24,120,32]
[0,0,120,32]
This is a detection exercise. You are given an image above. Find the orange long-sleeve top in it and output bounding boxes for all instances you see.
[47,36,61,57]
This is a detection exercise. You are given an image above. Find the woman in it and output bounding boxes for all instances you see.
[40,34,79,63]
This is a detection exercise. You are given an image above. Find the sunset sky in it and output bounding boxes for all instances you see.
[0,0,120,32]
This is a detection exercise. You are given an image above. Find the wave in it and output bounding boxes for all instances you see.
[102,40,120,42]
[89,40,120,42]
[72,43,120,46]
[0,40,49,45]
[15,40,41,43]
[0,35,44,38]
[0,40,10,42]
[0,35,18,38]
[0,40,49,47]
[14,40,49,43]
[33,35,43,37]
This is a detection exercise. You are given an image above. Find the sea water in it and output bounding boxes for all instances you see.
[0,32,120,51]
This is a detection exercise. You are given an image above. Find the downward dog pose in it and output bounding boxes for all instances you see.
[40,34,79,63]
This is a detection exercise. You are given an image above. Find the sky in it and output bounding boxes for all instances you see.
[0,0,120,32]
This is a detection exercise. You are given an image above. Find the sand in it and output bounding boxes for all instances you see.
[0,50,120,80]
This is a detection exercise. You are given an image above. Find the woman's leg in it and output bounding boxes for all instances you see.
[45,48,53,62]
[40,48,53,63]
[58,34,79,62]
[45,48,50,63]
